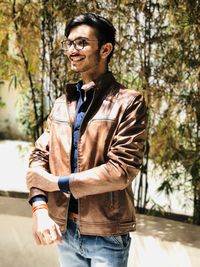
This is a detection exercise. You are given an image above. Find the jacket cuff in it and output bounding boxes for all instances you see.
[29,195,48,206]
[58,176,70,193]
[29,187,47,204]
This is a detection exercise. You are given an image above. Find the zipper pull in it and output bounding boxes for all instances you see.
[83,91,86,102]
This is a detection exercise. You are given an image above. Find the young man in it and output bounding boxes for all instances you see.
[26,13,147,267]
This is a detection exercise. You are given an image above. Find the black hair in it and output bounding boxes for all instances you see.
[65,13,116,63]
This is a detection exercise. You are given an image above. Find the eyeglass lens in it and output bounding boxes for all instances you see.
[62,39,85,51]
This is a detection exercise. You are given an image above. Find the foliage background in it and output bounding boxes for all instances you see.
[0,0,199,224]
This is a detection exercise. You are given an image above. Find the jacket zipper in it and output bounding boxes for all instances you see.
[65,101,73,174]
[110,192,113,208]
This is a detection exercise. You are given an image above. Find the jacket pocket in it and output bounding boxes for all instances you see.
[109,191,119,209]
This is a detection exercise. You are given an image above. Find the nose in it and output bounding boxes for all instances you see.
[63,45,78,57]
[69,43,79,53]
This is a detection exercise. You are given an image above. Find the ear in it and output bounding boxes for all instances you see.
[100,43,113,60]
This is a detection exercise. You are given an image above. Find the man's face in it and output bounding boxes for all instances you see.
[66,24,102,74]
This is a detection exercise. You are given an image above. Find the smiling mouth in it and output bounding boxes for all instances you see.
[70,55,85,62]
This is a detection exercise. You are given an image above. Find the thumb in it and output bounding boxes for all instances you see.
[55,224,62,243]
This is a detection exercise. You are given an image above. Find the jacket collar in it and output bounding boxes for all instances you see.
[65,71,116,98]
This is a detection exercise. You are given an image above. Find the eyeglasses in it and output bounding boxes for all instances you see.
[61,38,97,51]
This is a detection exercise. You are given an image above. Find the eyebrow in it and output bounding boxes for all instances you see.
[66,37,90,42]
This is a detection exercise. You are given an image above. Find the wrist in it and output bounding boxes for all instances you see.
[32,208,49,219]
[33,208,48,216]
[32,203,48,214]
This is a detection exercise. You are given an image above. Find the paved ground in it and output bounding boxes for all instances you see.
[0,196,199,267]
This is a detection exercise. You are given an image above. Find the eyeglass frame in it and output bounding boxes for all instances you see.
[61,37,98,51]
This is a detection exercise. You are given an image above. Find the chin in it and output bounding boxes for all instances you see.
[71,66,80,72]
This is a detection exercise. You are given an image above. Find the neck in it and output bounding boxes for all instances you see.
[81,65,108,84]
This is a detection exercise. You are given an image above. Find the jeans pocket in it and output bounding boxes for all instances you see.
[110,234,130,248]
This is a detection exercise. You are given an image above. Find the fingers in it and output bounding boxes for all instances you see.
[42,230,54,245]
[55,224,63,244]
[35,230,53,246]
[33,232,41,245]
[49,225,57,241]
[33,224,62,246]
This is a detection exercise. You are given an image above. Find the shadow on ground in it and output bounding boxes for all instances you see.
[136,215,200,248]
[0,196,200,267]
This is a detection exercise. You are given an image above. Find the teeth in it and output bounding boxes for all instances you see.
[71,56,84,62]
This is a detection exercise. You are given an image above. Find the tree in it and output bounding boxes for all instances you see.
[149,0,200,224]
[0,0,199,223]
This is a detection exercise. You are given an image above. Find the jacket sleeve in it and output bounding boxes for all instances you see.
[28,117,51,202]
[69,93,147,199]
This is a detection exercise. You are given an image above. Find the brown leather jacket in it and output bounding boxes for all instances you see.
[29,72,147,236]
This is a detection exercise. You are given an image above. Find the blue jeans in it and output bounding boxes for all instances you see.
[57,218,131,267]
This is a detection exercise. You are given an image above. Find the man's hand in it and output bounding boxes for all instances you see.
[32,202,62,245]
[26,167,59,192]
